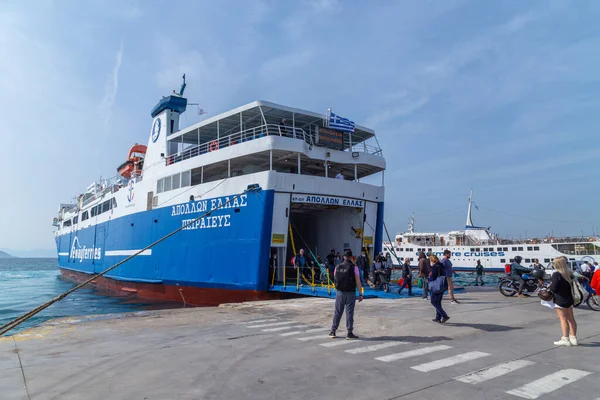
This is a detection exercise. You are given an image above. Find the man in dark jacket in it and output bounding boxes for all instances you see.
[355,248,367,285]
[398,257,413,295]
[418,251,431,299]
[329,250,363,340]
[510,255,533,298]
[326,249,336,283]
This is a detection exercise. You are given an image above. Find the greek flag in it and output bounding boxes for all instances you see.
[327,109,355,132]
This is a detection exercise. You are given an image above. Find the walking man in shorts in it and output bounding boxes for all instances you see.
[442,250,460,304]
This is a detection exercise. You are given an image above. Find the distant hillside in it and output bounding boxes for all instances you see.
[0,250,14,258]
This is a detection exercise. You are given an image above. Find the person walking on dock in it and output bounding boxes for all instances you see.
[294,249,306,281]
[326,249,336,283]
[418,251,431,300]
[441,250,460,304]
[398,257,413,296]
[329,250,363,340]
[429,254,449,323]
[475,260,484,286]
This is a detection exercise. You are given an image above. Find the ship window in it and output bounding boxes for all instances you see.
[81,211,89,221]
[527,247,533,251]
[501,259,506,263]
[416,237,421,241]
[510,258,514,262]
[534,246,539,251]
[410,258,414,261]
[164,175,172,192]
[497,247,502,251]
[503,247,508,251]
[525,258,531,263]
[73,216,78,224]
[512,247,517,251]
[518,247,523,251]
[475,248,481,252]
[112,198,117,208]
[63,219,71,227]
[172,173,181,190]
[181,170,191,187]
[427,248,432,252]
[157,179,164,194]
[91,206,97,217]
[399,248,403,251]
[470,248,475,252]
[102,200,111,213]
[544,258,550,263]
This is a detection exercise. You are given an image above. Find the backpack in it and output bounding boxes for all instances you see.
[571,278,586,307]
[335,262,356,291]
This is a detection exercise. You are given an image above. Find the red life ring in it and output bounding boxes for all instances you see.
[209,140,219,152]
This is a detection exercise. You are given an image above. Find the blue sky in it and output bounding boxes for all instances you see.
[1,0,599,254]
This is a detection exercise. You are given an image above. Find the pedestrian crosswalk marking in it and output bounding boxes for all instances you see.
[280,328,328,337]
[320,339,362,348]
[455,360,536,384]
[247,321,295,328]
[240,319,278,325]
[298,334,330,341]
[375,345,452,363]
[506,369,592,399]
[262,325,305,332]
[411,351,490,372]
[345,342,407,354]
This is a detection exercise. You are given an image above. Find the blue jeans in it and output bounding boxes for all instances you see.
[331,291,357,332]
[431,292,448,321]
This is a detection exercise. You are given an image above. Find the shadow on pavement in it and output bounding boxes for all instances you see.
[443,323,522,332]
[579,342,600,347]
[363,336,452,343]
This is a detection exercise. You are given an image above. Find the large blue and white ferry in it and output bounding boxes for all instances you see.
[54,78,386,305]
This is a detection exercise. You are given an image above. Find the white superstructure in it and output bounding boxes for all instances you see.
[383,191,599,271]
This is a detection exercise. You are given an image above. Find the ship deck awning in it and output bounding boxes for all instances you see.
[168,100,376,148]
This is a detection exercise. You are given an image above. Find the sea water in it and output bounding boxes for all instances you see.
[0,258,183,334]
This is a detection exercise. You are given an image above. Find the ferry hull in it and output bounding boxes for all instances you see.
[59,267,280,306]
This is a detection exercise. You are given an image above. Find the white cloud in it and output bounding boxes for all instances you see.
[99,41,124,124]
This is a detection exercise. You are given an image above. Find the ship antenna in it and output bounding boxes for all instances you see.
[408,213,415,233]
[176,74,186,96]
[466,189,474,228]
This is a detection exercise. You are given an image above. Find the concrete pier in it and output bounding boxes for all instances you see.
[2,289,599,399]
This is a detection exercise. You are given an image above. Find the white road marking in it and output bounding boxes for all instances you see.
[345,342,407,354]
[304,328,329,333]
[298,334,331,341]
[320,339,362,347]
[455,360,536,384]
[280,330,304,337]
[411,351,490,372]
[240,319,278,325]
[281,328,328,337]
[262,325,305,332]
[247,321,295,328]
[375,345,452,363]
[506,369,592,399]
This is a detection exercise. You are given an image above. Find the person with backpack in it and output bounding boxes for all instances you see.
[549,257,578,346]
[329,250,363,340]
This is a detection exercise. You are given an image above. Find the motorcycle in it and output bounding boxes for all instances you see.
[498,272,546,297]
[368,268,390,293]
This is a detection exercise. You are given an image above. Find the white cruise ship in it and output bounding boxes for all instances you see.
[383,192,599,272]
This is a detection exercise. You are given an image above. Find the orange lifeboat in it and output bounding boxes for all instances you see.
[117,144,147,179]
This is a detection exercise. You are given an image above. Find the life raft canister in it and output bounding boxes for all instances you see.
[209,140,219,152]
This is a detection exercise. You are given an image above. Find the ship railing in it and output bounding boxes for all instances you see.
[165,123,383,166]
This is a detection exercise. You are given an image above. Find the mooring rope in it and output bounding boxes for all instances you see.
[0,186,259,336]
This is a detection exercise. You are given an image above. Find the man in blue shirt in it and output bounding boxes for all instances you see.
[441,250,460,304]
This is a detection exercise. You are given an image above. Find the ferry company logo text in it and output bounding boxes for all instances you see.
[70,237,102,262]
[171,194,248,230]
[416,251,506,257]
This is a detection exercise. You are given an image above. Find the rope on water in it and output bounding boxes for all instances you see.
[0,186,259,336]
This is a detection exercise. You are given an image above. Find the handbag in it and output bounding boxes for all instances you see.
[429,276,448,294]
[571,279,586,307]
[538,287,554,301]
[417,277,424,288]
